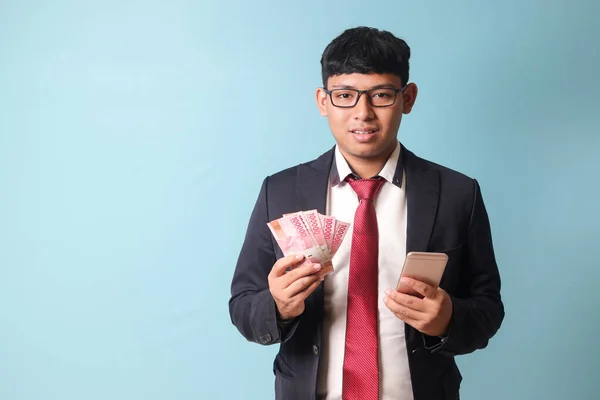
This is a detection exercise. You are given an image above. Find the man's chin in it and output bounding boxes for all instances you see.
[343,143,395,161]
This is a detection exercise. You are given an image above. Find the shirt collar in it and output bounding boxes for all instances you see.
[330,141,403,187]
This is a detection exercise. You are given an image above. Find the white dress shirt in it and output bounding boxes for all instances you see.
[317,141,414,400]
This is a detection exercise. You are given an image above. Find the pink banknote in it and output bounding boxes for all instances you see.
[268,211,350,277]
[287,210,331,260]
[267,216,334,276]
[330,219,351,257]
[320,214,336,251]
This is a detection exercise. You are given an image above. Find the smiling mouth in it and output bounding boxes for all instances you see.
[350,128,379,134]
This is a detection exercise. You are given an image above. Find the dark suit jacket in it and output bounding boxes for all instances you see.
[229,144,504,400]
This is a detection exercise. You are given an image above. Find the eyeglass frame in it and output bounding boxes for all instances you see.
[322,84,408,108]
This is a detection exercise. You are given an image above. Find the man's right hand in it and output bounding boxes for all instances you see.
[268,254,324,321]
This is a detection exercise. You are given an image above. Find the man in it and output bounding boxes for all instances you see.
[229,26,504,400]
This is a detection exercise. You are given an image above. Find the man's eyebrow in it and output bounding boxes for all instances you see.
[329,83,399,90]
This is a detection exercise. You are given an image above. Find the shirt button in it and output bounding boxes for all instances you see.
[313,345,319,356]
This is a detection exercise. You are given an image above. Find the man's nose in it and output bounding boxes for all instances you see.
[353,92,375,120]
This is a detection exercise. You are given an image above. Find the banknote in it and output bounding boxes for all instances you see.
[267,216,334,276]
[330,219,351,257]
[320,214,336,251]
[287,210,331,260]
[268,211,350,277]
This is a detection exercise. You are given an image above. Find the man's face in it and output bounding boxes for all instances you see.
[316,73,417,164]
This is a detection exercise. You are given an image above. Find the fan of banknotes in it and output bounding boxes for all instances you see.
[267,210,350,277]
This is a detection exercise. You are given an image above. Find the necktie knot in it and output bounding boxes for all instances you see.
[346,176,385,201]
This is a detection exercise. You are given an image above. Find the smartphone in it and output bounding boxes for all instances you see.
[397,252,448,297]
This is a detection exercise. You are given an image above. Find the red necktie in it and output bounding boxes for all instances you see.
[342,176,385,400]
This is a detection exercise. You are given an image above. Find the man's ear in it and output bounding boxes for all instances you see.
[401,83,418,114]
[316,87,328,117]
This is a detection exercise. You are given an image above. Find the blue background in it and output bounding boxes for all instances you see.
[1,0,599,399]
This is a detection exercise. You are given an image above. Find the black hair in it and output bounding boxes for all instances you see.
[320,26,411,87]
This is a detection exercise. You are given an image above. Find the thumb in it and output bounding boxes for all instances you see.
[271,254,305,277]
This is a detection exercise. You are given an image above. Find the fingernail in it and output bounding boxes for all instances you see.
[401,277,410,284]
[313,264,321,270]
[384,289,392,296]
[295,254,304,260]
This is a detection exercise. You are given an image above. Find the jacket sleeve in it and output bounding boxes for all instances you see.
[427,179,505,356]
[228,176,300,346]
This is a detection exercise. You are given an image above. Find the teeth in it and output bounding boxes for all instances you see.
[353,130,375,134]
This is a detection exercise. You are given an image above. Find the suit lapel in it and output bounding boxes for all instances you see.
[401,146,441,351]
[295,147,335,325]
[403,146,440,253]
[295,147,335,214]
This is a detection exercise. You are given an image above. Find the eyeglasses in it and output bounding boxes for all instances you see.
[323,85,407,108]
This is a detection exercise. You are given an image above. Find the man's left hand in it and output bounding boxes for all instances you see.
[384,277,453,337]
